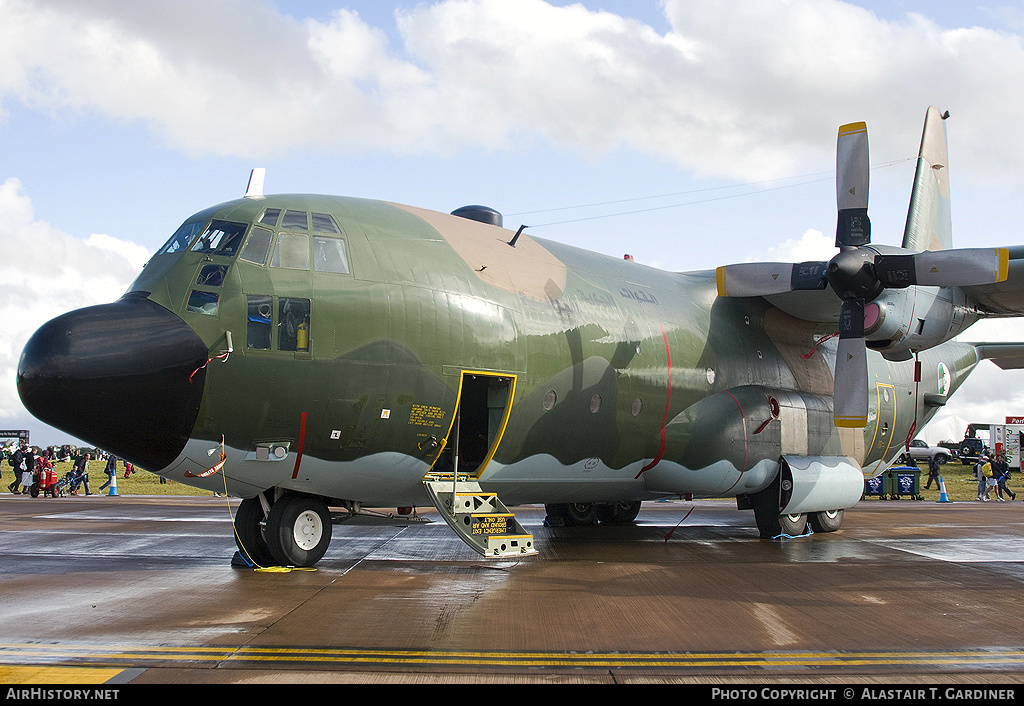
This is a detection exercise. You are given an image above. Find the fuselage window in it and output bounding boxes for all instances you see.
[196,264,229,287]
[157,220,205,255]
[271,233,310,270]
[311,212,340,234]
[239,226,273,265]
[278,298,310,351]
[259,208,281,226]
[187,290,219,315]
[313,236,350,274]
[281,210,308,230]
[246,295,272,350]
[191,220,248,257]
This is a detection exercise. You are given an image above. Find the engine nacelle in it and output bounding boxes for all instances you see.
[865,285,979,361]
[779,455,865,514]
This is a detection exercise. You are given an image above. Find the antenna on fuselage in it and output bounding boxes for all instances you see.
[508,224,528,247]
[245,168,266,198]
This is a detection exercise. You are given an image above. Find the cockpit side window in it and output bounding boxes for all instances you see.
[157,220,205,256]
[191,220,248,257]
[313,236,350,274]
[239,226,273,265]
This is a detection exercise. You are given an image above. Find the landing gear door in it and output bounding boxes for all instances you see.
[431,371,516,478]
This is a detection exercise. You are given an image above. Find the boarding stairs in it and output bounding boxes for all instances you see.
[423,473,537,558]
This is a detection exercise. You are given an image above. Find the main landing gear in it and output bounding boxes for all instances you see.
[233,491,332,568]
[744,480,845,539]
[543,500,642,527]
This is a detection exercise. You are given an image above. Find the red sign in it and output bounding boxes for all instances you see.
[1006,417,1024,425]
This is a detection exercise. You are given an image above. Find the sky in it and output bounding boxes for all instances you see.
[3,0,1024,447]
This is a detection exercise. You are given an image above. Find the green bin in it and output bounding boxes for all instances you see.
[888,466,922,500]
[863,472,893,498]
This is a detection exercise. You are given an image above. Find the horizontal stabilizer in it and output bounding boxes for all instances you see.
[975,343,1024,370]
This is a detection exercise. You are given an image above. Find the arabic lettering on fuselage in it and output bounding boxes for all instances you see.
[618,287,659,305]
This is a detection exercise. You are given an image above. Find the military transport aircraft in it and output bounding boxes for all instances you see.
[17,106,1024,568]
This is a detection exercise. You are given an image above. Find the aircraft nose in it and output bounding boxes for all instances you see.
[17,295,210,471]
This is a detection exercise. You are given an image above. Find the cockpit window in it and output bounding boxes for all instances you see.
[271,233,310,269]
[239,226,273,265]
[311,212,340,234]
[259,208,281,226]
[313,236,350,274]
[157,220,205,255]
[281,210,308,230]
[196,264,229,287]
[190,220,248,257]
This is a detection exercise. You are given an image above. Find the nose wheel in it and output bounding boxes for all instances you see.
[266,494,332,567]
[235,492,332,567]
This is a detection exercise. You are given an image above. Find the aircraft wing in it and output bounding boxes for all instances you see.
[961,246,1024,316]
[974,342,1024,369]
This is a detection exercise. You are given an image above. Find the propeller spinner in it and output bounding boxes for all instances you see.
[716,116,1008,428]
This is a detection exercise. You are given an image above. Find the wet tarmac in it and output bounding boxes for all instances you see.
[1,493,1023,684]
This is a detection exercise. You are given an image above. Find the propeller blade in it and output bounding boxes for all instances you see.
[836,121,871,249]
[716,262,828,297]
[874,247,1009,288]
[834,298,868,428]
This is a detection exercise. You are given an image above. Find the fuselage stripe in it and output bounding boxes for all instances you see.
[291,412,308,479]
[636,325,671,478]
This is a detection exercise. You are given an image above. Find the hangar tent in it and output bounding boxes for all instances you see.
[918,413,972,446]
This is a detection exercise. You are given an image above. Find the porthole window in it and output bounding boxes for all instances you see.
[543,390,556,410]
[631,398,642,416]
[590,394,602,413]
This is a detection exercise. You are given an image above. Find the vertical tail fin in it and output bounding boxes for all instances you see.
[902,107,952,252]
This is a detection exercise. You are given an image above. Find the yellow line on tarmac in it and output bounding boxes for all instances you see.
[3,643,1024,671]
[0,665,124,684]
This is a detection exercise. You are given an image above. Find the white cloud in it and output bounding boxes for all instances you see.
[762,228,838,263]
[1,0,1022,184]
[0,178,143,425]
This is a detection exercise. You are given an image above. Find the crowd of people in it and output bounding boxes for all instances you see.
[972,452,1017,502]
[2,442,132,497]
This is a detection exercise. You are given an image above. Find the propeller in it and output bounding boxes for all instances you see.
[716,118,1009,428]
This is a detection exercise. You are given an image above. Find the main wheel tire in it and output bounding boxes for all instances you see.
[563,502,597,525]
[266,494,332,567]
[234,496,276,567]
[808,508,844,533]
[595,501,642,524]
[544,502,597,526]
[779,513,807,536]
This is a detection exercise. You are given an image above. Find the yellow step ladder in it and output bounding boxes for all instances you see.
[423,474,538,558]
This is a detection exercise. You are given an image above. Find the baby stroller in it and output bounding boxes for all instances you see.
[55,471,76,497]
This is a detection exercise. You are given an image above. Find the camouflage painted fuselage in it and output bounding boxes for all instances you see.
[95,193,971,506]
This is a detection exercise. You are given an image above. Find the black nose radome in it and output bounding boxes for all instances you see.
[17,295,209,471]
